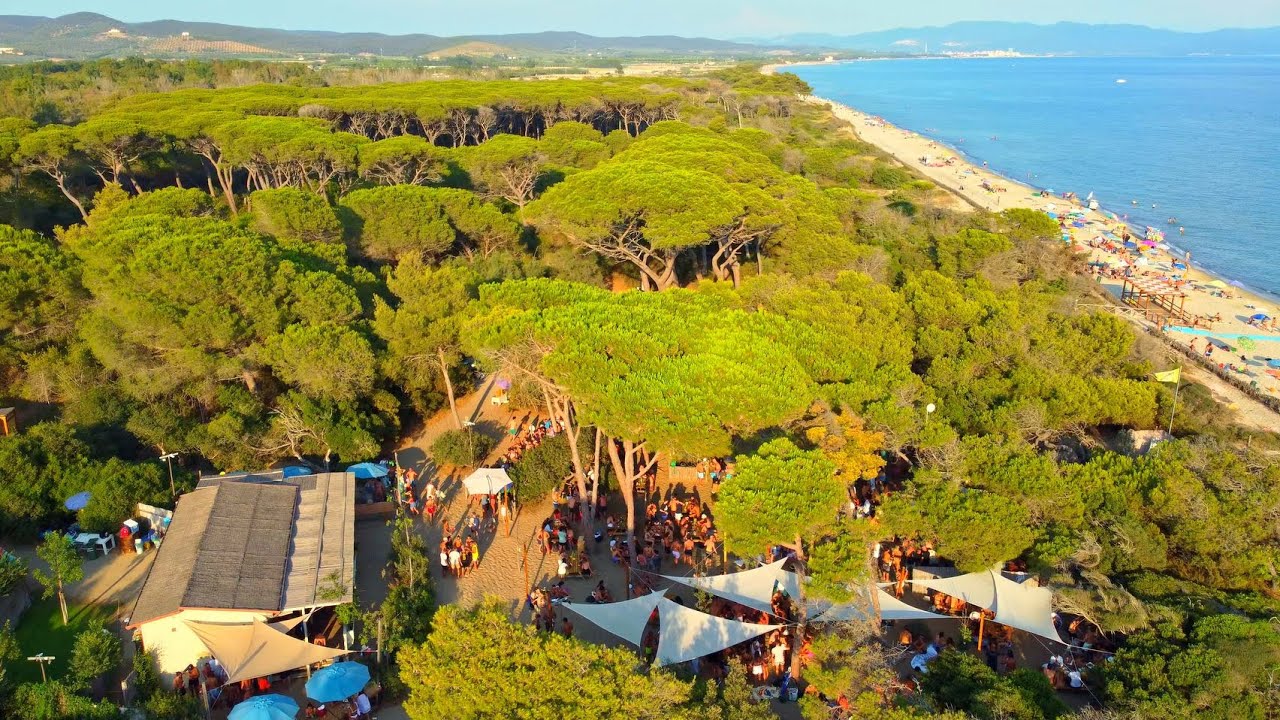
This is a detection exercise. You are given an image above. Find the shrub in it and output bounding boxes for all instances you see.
[131,650,160,700]
[0,554,27,596]
[69,625,120,687]
[870,164,912,189]
[141,693,202,720]
[430,429,494,467]
[507,432,593,504]
[10,680,116,720]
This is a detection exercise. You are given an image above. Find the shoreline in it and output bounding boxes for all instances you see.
[802,93,1280,418]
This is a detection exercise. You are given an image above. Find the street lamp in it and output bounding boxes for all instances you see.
[159,452,178,500]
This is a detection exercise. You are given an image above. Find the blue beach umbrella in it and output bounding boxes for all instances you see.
[281,465,312,479]
[1251,314,1270,322]
[345,462,388,480]
[228,694,299,720]
[64,492,91,512]
[305,661,371,703]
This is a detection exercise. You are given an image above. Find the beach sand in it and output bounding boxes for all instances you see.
[802,95,1280,432]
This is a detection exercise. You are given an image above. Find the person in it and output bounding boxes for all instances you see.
[448,544,461,577]
[352,691,372,719]
[469,537,480,572]
[561,617,574,638]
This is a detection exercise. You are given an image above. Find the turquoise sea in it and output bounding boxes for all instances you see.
[791,57,1280,297]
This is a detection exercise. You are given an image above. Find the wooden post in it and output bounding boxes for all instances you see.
[624,561,631,600]
[376,614,384,667]
[521,542,531,600]
[977,612,986,651]
[504,497,511,538]
[26,654,54,683]
[300,607,313,679]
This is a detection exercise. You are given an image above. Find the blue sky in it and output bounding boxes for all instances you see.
[16,1,1280,37]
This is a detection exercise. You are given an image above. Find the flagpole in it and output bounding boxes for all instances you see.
[1168,369,1182,435]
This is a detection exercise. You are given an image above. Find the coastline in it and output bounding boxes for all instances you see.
[803,93,1280,425]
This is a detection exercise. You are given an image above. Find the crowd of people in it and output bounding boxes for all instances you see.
[504,414,562,464]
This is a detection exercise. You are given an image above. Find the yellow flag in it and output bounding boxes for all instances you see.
[1153,368,1181,384]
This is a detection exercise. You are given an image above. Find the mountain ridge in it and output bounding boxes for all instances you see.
[756,21,1280,56]
[0,12,769,59]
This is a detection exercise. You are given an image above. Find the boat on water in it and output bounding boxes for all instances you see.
[1116,78,1128,84]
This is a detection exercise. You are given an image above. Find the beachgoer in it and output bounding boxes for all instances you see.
[561,617,574,638]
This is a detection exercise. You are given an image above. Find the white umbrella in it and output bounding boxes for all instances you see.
[462,468,513,495]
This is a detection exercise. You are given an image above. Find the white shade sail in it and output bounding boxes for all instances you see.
[185,620,346,683]
[461,468,513,495]
[654,598,780,667]
[991,573,1063,643]
[809,587,950,623]
[910,571,997,609]
[876,588,952,622]
[560,591,665,646]
[911,570,1064,644]
[662,559,800,614]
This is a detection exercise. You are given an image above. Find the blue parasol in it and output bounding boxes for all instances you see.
[345,462,388,479]
[228,694,300,720]
[64,492,91,512]
[305,661,371,703]
[1251,314,1270,322]
[281,466,312,479]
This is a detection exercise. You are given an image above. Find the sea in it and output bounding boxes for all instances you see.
[791,56,1280,297]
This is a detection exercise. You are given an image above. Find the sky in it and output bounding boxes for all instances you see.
[12,0,1280,38]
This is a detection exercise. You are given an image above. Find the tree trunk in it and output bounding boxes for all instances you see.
[590,428,602,512]
[52,174,88,222]
[778,534,805,680]
[57,582,68,625]
[438,349,462,430]
[606,439,637,544]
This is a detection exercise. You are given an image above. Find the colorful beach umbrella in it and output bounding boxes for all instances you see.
[228,694,300,720]
[305,661,371,703]
[1251,314,1270,322]
[345,462,388,479]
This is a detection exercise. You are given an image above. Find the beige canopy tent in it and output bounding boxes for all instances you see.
[661,559,801,614]
[185,620,347,683]
[654,598,780,667]
[911,570,1063,644]
[561,591,666,646]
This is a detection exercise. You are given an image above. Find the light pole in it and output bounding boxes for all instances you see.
[159,452,178,500]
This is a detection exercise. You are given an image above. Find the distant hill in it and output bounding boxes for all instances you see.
[0,12,769,60]
[759,21,1280,56]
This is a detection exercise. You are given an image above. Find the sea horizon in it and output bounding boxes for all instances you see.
[791,56,1280,302]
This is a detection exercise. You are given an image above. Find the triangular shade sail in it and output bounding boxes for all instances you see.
[461,468,513,495]
[560,591,665,646]
[809,587,949,623]
[875,588,952,621]
[912,570,1064,644]
[655,598,780,667]
[662,559,800,614]
[185,620,346,683]
[991,573,1063,644]
[910,571,997,609]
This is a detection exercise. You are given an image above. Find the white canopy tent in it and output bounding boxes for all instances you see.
[661,559,801,614]
[654,598,780,667]
[911,570,1063,644]
[461,468,513,495]
[560,591,666,646]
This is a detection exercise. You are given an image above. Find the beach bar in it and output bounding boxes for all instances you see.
[1121,276,1194,327]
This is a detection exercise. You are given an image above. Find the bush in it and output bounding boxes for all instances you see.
[131,650,160,700]
[0,554,27,596]
[9,680,116,720]
[68,625,120,688]
[507,432,593,504]
[430,429,493,467]
[870,164,912,189]
[141,692,202,720]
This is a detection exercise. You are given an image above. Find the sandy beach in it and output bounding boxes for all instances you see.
[802,94,1280,431]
